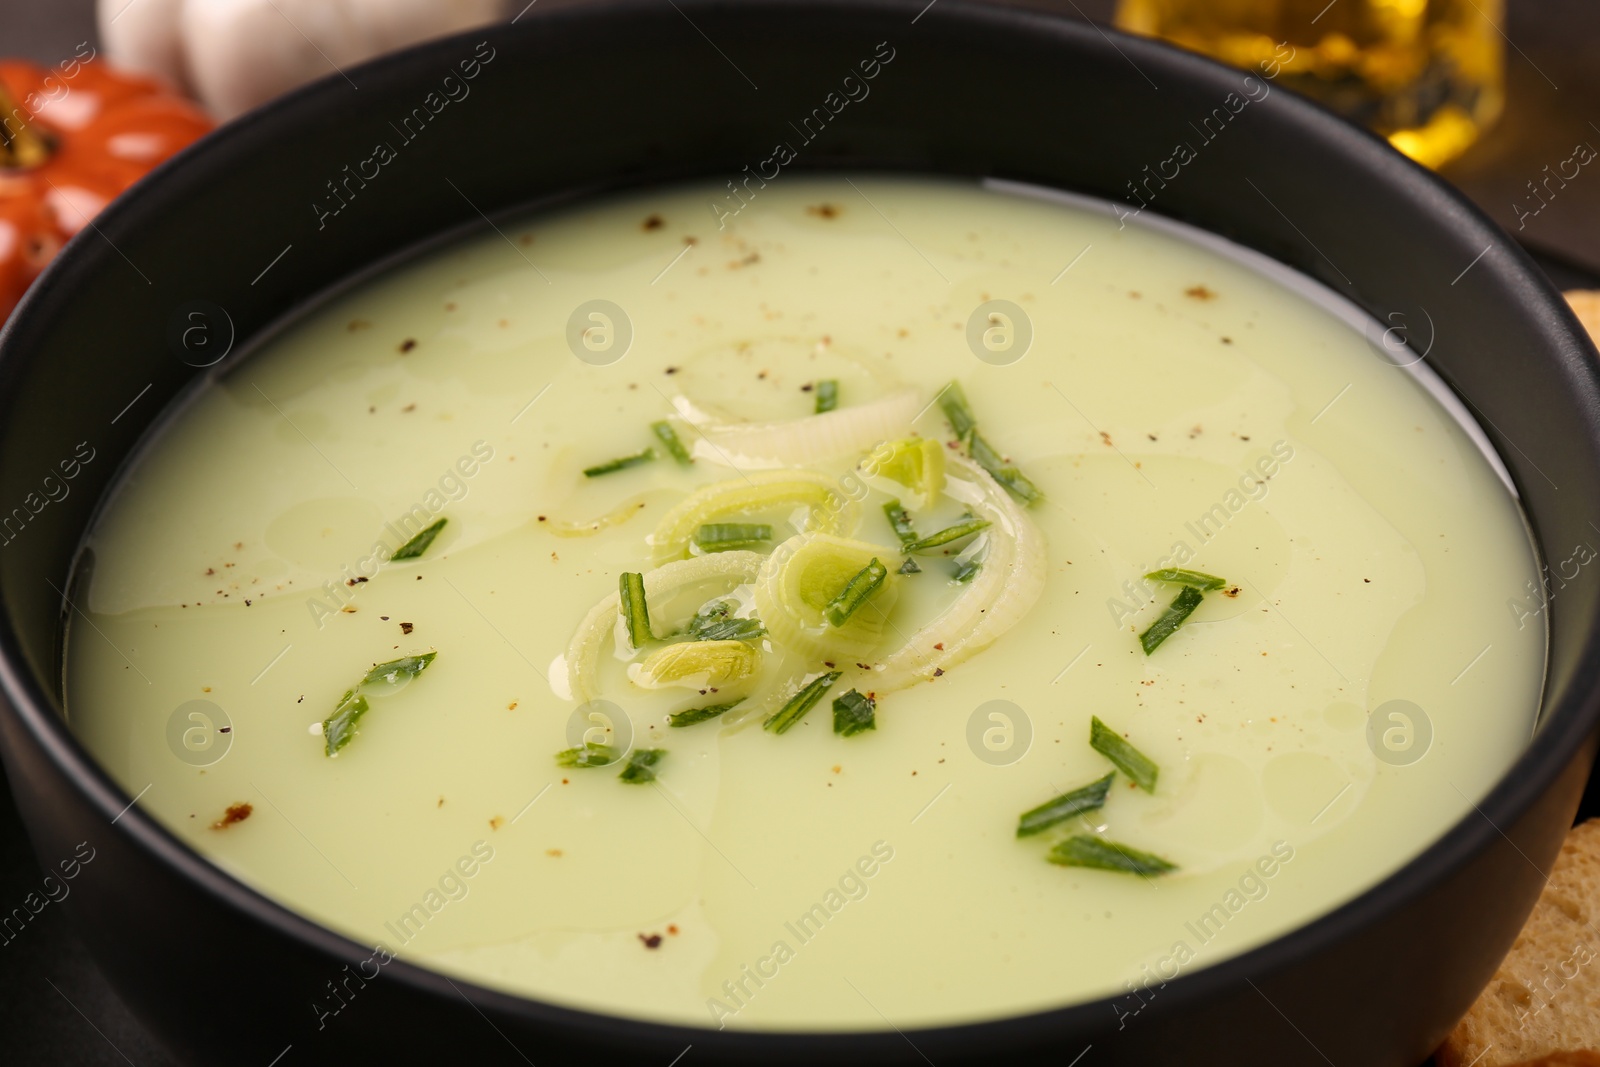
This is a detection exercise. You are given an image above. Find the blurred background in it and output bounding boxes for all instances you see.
[2,0,1597,1062]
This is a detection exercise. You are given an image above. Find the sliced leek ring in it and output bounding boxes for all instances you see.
[676,388,923,470]
[629,640,761,690]
[861,436,946,508]
[754,533,899,662]
[646,471,857,565]
[564,551,765,703]
[873,453,1046,691]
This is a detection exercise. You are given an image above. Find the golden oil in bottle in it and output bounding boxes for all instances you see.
[1114,0,1504,169]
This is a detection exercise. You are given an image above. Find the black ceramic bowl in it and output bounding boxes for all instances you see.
[2,2,1598,1064]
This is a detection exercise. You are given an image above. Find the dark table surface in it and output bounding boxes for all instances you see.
[3,1,1598,1064]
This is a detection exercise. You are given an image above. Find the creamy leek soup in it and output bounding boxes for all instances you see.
[67,176,1545,1030]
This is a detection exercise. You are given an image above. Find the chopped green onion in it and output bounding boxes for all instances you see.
[1000,471,1044,505]
[904,518,990,553]
[691,618,766,642]
[951,539,987,584]
[1048,836,1178,876]
[898,558,922,575]
[1139,585,1203,655]
[652,421,693,465]
[392,518,446,561]
[969,430,1044,506]
[1015,772,1114,837]
[938,381,979,441]
[684,600,766,642]
[618,748,666,783]
[967,428,1004,468]
[693,523,773,551]
[360,652,437,689]
[764,671,841,733]
[322,689,370,757]
[619,572,652,647]
[695,617,765,642]
[685,599,733,630]
[937,381,1042,505]
[1145,568,1226,591]
[668,702,740,728]
[322,653,437,756]
[584,448,656,478]
[1089,716,1160,792]
[883,499,919,548]
[824,558,888,627]
[557,743,619,768]
[833,689,876,736]
[815,379,839,414]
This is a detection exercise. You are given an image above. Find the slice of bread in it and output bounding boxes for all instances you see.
[1566,290,1600,341]
[1437,819,1600,1066]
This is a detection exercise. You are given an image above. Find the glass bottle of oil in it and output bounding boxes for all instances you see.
[1114,0,1504,169]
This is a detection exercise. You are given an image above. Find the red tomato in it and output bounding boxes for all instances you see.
[0,56,212,321]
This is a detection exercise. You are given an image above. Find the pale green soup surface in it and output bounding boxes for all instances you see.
[67,176,1545,1030]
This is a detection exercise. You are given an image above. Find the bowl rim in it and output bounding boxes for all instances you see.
[2,0,1598,1054]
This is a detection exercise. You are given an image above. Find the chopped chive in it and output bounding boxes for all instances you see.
[652,421,693,465]
[967,428,1004,468]
[669,701,740,727]
[392,518,447,560]
[686,599,734,631]
[322,653,437,757]
[1145,568,1226,591]
[694,523,773,551]
[833,689,876,736]
[969,431,1044,506]
[764,671,841,733]
[322,689,370,757]
[815,379,839,414]
[937,381,1042,505]
[556,742,619,768]
[618,748,666,783]
[1139,585,1204,655]
[992,467,1045,505]
[1089,717,1159,792]
[583,448,656,478]
[883,499,919,548]
[898,558,922,575]
[938,381,979,441]
[1048,836,1178,876]
[824,558,888,627]
[690,616,766,642]
[904,518,990,553]
[684,599,766,642]
[951,539,987,584]
[1016,772,1115,837]
[619,572,652,647]
[360,652,438,689]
